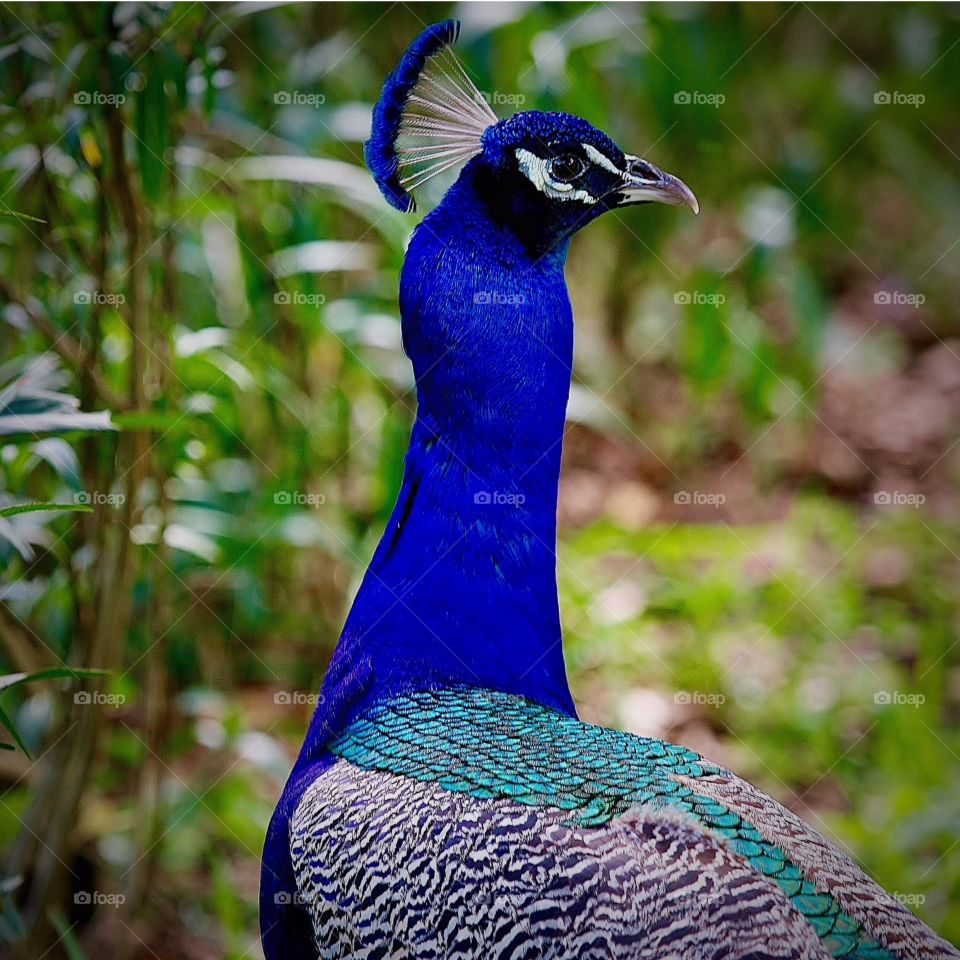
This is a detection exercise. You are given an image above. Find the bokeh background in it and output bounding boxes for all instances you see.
[1,2,959,957]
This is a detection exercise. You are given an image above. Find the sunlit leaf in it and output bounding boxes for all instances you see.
[271,240,377,278]
[233,155,408,244]
[0,356,115,440]
[0,207,46,223]
[0,502,93,519]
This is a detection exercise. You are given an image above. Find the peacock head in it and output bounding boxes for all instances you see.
[365,20,697,242]
[476,110,697,240]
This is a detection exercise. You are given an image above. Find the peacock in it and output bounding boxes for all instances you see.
[260,21,957,960]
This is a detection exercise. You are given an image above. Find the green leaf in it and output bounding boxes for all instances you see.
[135,53,170,203]
[0,669,107,758]
[30,438,82,486]
[0,873,25,941]
[162,40,188,110]
[0,207,46,224]
[0,502,93,519]
[0,702,30,757]
[112,410,184,431]
[0,356,116,440]
[0,668,107,694]
[49,909,88,960]
[0,516,36,561]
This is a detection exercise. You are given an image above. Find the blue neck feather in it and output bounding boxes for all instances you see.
[262,157,586,960]
[301,161,578,764]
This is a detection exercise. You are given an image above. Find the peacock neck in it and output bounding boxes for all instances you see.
[303,167,577,757]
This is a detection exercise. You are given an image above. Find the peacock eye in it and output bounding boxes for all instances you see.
[548,153,586,183]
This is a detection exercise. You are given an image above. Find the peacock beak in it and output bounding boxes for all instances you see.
[617,155,699,214]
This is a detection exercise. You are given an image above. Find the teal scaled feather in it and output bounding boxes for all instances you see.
[331,688,895,960]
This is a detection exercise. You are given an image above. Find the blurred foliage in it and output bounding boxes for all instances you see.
[0,2,958,957]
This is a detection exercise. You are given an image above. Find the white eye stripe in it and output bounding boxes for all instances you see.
[624,154,658,183]
[514,148,598,204]
[581,143,623,176]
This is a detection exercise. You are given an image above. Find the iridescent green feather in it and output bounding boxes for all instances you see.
[330,687,896,960]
